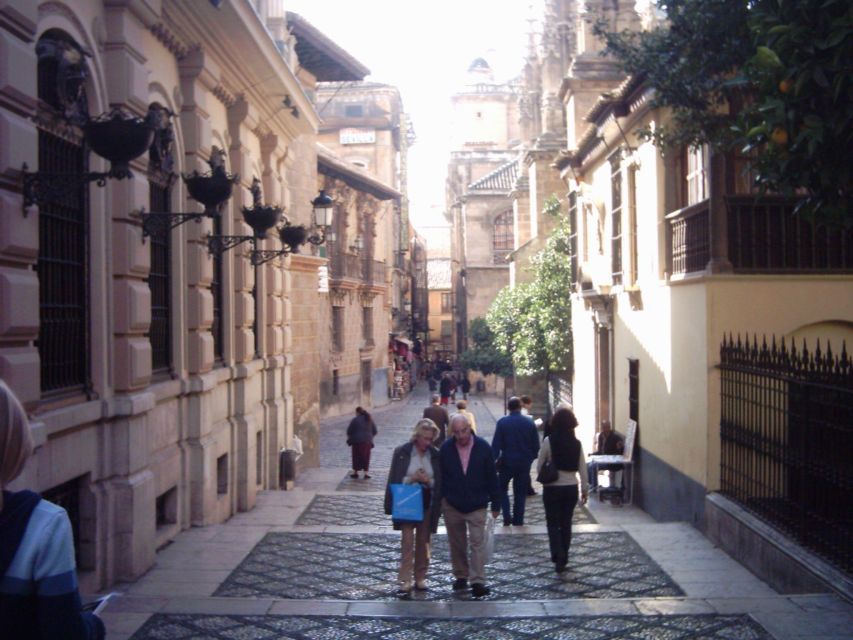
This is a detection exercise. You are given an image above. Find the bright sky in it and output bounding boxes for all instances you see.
[283,0,538,229]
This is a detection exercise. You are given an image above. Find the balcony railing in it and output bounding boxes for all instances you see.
[329,253,362,280]
[726,196,853,272]
[667,200,711,276]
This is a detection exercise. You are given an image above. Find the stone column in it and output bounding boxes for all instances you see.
[102,3,157,582]
[707,150,733,273]
[0,1,39,405]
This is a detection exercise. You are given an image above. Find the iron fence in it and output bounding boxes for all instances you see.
[719,334,853,573]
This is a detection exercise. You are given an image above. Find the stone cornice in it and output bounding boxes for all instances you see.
[149,21,193,60]
[289,254,327,273]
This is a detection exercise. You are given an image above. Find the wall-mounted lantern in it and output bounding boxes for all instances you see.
[207,177,282,256]
[21,106,159,214]
[140,146,239,239]
[249,190,335,266]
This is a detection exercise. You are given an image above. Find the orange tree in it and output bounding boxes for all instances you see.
[597,0,852,224]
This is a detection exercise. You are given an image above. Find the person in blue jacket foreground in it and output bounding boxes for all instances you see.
[0,380,105,639]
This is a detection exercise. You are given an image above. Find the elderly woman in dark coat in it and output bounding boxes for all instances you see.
[384,418,442,596]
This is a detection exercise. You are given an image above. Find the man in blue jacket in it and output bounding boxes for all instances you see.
[492,396,540,526]
[440,413,500,598]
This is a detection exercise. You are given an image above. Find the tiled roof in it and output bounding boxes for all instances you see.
[467,159,518,192]
[427,259,452,289]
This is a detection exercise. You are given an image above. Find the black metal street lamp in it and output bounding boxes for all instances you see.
[249,190,335,266]
[207,177,282,256]
[139,146,239,239]
[21,106,159,214]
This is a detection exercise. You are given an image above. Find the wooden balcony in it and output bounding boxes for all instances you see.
[667,201,710,276]
[667,196,852,276]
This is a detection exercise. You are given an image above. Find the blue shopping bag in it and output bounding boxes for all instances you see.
[390,483,424,522]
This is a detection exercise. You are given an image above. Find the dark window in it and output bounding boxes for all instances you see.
[252,268,260,357]
[441,292,452,313]
[568,191,578,288]
[211,215,224,362]
[256,431,263,486]
[493,210,514,259]
[628,359,639,424]
[36,133,89,395]
[332,306,344,352]
[217,453,228,495]
[345,104,364,117]
[610,153,623,285]
[156,487,177,528]
[332,369,339,396]
[362,306,374,345]
[148,180,172,374]
[361,360,372,394]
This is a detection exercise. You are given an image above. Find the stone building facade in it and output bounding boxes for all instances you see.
[0,0,367,589]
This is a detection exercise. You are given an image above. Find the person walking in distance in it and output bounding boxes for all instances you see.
[346,406,377,479]
[0,380,106,639]
[439,413,500,598]
[439,373,453,406]
[422,394,449,445]
[520,395,540,497]
[536,407,589,573]
[492,397,540,526]
[455,400,477,434]
[384,419,442,596]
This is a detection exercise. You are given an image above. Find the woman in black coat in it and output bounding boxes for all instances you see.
[536,407,589,573]
[384,418,442,596]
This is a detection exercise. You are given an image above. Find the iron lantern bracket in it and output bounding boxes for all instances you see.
[139,208,209,240]
[21,163,132,214]
[249,247,296,266]
[207,234,257,256]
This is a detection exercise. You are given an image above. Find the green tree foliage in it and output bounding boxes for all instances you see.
[484,196,573,376]
[457,317,513,377]
[596,0,853,223]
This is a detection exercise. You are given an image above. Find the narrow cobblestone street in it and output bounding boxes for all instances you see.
[102,384,852,639]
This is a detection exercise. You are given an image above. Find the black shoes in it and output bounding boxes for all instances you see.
[451,578,468,591]
[363,474,371,479]
[471,583,491,598]
[349,473,359,478]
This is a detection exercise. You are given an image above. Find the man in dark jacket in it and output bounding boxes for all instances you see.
[588,420,624,490]
[439,413,500,598]
[491,396,540,526]
[422,394,449,445]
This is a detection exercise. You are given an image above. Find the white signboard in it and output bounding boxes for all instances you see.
[340,128,375,144]
[317,265,329,292]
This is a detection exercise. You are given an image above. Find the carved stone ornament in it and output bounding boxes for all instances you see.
[36,35,89,125]
[329,289,348,306]
[148,104,176,184]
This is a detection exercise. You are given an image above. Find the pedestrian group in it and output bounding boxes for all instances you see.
[383,393,592,598]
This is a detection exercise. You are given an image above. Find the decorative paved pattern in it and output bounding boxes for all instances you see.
[296,493,596,527]
[214,532,681,601]
[130,614,773,639]
[335,472,389,492]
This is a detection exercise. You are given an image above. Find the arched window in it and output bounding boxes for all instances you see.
[146,104,174,375]
[35,31,90,396]
[493,210,514,263]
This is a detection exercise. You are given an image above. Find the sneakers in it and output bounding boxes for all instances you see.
[414,580,428,591]
[470,583,490,598]
[396,581,413,597]
[451,578,468,591]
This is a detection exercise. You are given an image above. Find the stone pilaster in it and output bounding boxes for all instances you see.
[0,0,39,404]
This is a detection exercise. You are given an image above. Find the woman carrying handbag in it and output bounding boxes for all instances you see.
[384,419,442,596]
[536,407,589,573]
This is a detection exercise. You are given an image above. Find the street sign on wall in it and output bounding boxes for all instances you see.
[340,128,375,144]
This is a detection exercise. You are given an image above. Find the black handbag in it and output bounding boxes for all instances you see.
[536,458,559,484]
